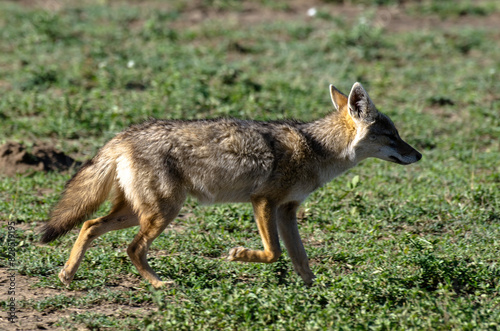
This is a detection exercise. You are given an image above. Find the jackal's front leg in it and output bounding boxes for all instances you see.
[228,197,282,263]
[277,202,315,285]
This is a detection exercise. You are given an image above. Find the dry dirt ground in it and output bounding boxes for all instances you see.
[0,142,80,176]
[0,267,157,330]
[1,0,499,330]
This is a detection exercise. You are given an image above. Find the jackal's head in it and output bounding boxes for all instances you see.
[330,82,422,165]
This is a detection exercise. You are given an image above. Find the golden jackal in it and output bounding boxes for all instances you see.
[41,82,421,288]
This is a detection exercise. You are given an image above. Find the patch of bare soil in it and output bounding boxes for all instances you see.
[0,267,82,330]
[368,5,500,33]
[152,0,500,33]
[13,0,500,34]
[0,267,155,330]
[0,142,81,176]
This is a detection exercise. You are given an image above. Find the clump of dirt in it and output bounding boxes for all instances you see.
[0,142,80,176]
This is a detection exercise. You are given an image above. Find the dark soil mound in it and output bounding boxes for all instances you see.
[0,142,81,176]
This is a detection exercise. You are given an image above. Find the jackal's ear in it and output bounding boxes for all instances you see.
[329,85,348,111]
[348,82,377,122]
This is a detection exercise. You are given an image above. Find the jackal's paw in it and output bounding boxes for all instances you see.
[227,246,248,261]
[302,274,316,287]
[151,280,175,289]
[58,267,74,286]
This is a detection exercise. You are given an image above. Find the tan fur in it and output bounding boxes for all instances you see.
[41,82,422,288]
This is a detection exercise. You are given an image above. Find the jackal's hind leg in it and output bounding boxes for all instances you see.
[59,197,139,286]
[126,197,184,289]
[228,197,282,263]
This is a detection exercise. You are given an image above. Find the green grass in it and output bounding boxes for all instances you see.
[1,0,499,329]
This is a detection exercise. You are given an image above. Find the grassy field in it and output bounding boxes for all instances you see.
[1,0,499,329]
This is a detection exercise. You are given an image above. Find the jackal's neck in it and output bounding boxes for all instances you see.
[304,109,358,161]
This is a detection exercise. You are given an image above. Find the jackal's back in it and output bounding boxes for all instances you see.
[118,118,318,204]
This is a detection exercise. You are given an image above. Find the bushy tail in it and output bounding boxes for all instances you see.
[40,154,116,243]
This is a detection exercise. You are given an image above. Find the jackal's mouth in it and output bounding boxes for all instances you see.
[389,156,409,165]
